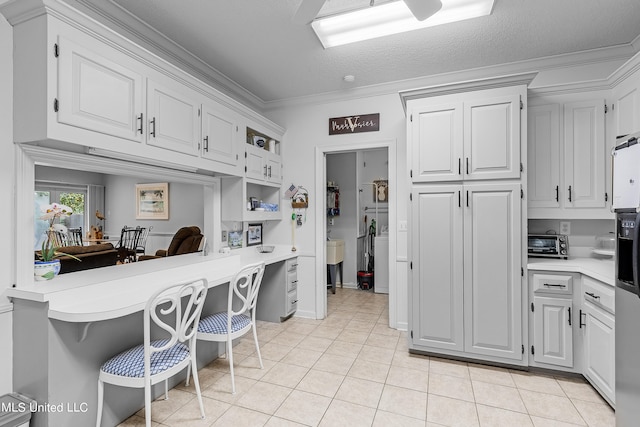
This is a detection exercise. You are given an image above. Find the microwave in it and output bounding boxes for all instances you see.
[528,234,569,259]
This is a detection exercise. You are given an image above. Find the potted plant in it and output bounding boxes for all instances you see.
[35,203,80,281]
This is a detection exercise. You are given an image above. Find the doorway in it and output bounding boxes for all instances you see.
[314,139,397,328]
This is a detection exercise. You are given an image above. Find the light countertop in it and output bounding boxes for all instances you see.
[6,245,297,323]
[527,256,615,286]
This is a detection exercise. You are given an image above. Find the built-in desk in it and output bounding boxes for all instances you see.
[7,246,297,427]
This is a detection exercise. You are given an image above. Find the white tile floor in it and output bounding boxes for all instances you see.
[118,288,615,427]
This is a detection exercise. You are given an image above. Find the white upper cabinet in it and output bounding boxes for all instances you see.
[409,88,522,183]
[201,103,238,167]
[612,71,640,137]
[528,104,561,208]
[411,102,463,182]
[527,92,611,219]
[57,36,145,143]
[146,77,200,156]
[563,99,606,209]
[464,94,521,180]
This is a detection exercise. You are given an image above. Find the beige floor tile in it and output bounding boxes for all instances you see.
[426,394,479,427]
[296,369,345,398]
[202,374,257,403]
[359,344,395,364]
[366,332,399,350]
[236,381,292,415]
[346,319,376,332]
[472,380,526,413]
[175,368,226,394]
[556,377,607,404]
[274,390,332,426]
[297,336,334,352]
[270,331,307,347]
[386,365,429,393]
[260,362,309,389]
[256,329,282,344]
[371,323,402,337]
[429,357,470,379]
[162,396,230,427]
[511,371,566,396]
[336,329,370,344]
[208,352,248,373]
[139,388,195,423]
[428,373,475,402]
[392,350,430,371]
[285,322,318,336]
[210,405,270,427]
[233,356,275,381]
[264,416,307,426]
[468,363,515,387]
[233,339,260,356]
[117,415,163,426]
[571,399,615,427]
[309,325,342,340]
[476,404,534,427]
[530,416,586,427]
[372,410,426,427]
[258,342,294,362]
[312,352,355,375]
[318,400,376,427]
[280,347,323,368]
[520,389,586,425]
[325,340,363,358]
[379,384,428,420]
[348,359,390,383]
[334,376,384,409]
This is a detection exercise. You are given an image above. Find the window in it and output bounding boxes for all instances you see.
[34,183,86,249]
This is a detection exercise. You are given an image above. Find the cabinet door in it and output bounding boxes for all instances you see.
[410,103,463,182]
[266,154,282,184]
[464,95,521,180]
[612,76,640,137]
[201,103,238,166]
[246,148,266,181]
[411,185,464,351]
[583,303,615,403]
[533,296,573,367]
[147,78,200,156]
[528,104,561,208]
[563,100,606,208]
[57,36,144,143]
[463,182,523,361]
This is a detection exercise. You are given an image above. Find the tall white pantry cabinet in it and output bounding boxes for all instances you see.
[402,75,532,366]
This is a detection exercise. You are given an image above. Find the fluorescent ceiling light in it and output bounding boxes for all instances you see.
[312,0,495,48]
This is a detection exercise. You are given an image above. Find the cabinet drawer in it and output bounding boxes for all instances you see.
[583,276,614,314]
[287,271,298,293]
[286,258,298,273]
[532,273,573,294]
[287,290,298,315]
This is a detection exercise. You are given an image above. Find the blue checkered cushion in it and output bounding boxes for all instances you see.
[101,339,189,378]
[198,312,251,334]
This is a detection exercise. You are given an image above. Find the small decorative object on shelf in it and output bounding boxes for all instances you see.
[247,127,279,154]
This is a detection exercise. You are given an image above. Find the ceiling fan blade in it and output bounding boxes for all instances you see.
[403,0,442,21]
[293,0,327,25]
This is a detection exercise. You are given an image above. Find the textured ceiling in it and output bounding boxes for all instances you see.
[100,0,640,103]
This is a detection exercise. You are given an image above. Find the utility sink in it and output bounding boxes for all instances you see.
[326,240,345,265]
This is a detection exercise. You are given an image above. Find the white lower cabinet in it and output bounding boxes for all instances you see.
[410,182,524,364]
[256,258,298,323]
[532,296,573,368]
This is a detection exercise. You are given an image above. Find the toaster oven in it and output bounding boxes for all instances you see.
[528,234,569,259]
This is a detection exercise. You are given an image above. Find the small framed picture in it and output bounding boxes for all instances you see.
[246,223,262,246]
[228,231,243,249]
[136,183,169,220]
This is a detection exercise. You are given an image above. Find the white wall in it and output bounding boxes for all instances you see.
[267,93,407,323]
[103,175,205,255]
[0,8,13,395]
[327,152,357,285]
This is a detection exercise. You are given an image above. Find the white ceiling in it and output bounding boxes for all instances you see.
[85,0,640,104]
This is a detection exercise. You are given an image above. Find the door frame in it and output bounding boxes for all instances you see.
[314,139,398,327]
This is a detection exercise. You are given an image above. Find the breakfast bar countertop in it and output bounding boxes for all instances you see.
[6,245,298,323]
[527,256,615,286]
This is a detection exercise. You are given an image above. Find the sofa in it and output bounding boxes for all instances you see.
[35,243,119,274]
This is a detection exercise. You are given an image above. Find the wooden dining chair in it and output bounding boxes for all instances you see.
[115,226,144,263]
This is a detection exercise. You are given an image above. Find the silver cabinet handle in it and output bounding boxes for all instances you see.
[137,113,143,134]
[150,117,156,137]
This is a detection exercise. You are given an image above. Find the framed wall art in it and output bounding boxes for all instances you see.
[246,223,263,246]
[136,183,169,220]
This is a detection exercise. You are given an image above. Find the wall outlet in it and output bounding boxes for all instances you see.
[399,220,408,231]
[559,221,571,235]
[221,230,228,242]
[328,218,334,226]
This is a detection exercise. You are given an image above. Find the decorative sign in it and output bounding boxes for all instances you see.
[329,113,379,135]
